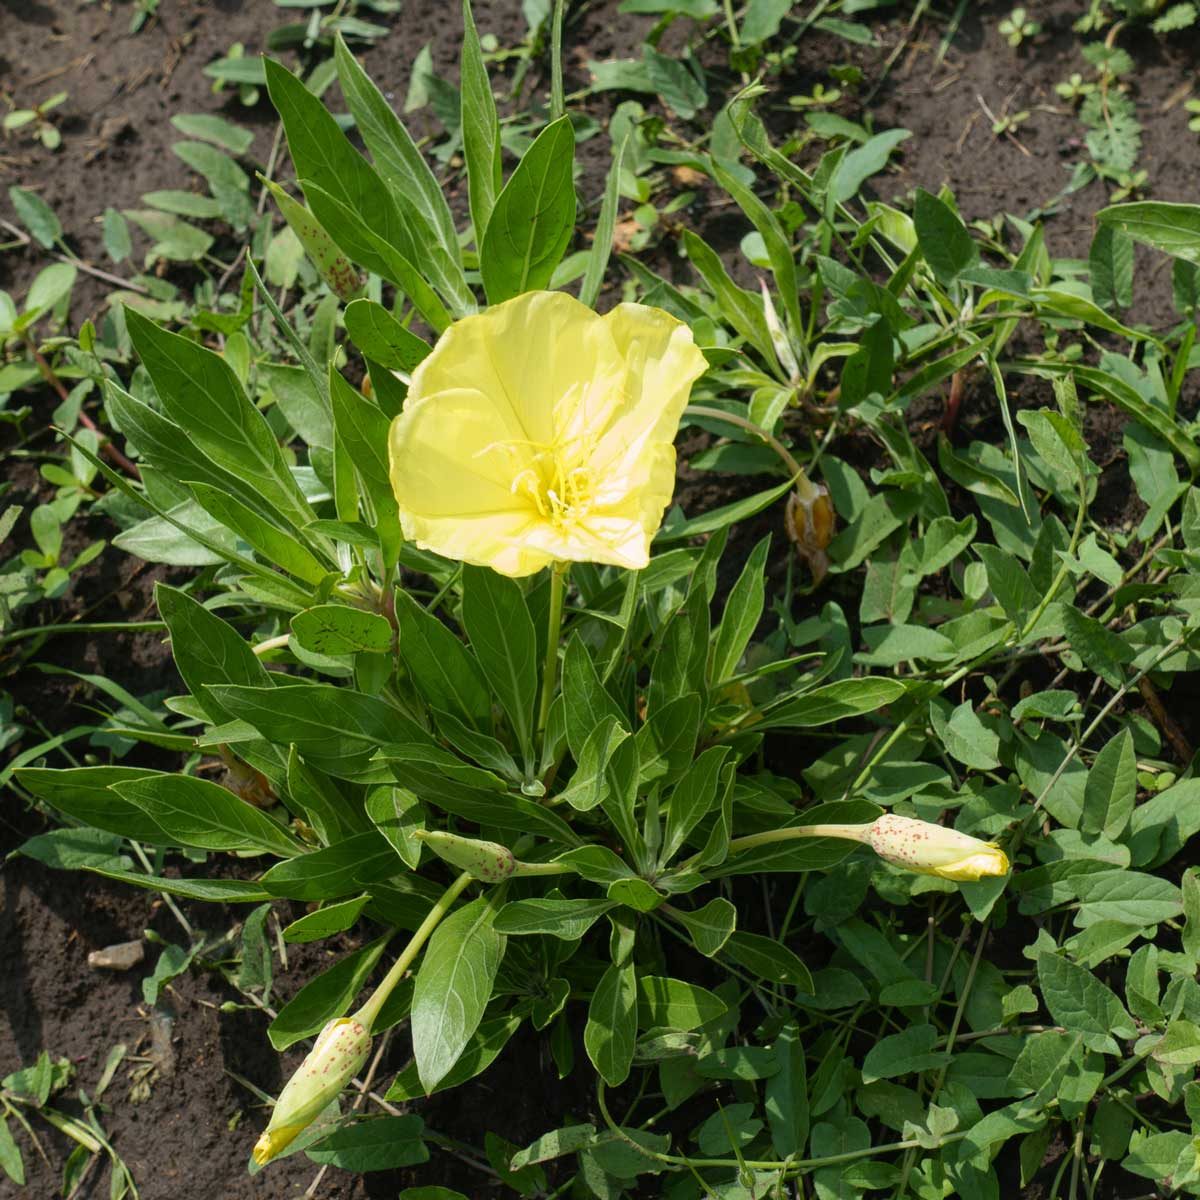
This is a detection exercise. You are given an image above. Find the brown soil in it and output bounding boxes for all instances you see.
[3,1,1198,1197]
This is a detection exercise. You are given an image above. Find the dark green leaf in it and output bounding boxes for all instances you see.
[412,897,506,1091]
[480,116,576,303]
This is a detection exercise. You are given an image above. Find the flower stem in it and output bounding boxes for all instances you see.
[678,822,871,874]
[550,0,565,121]
[726,822,873,856]
[684,404,814,492]
[536,563,568,756]
[353,870,473,1032]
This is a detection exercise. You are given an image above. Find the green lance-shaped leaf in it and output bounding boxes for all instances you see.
[263,178,363,301]
[411,897,506,1092]
[480,115,576,304]
[461,0,501,245]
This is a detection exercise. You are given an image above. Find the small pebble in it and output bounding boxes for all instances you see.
[87,940,144,971]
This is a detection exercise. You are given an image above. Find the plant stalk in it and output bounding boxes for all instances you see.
[354,870,473,1032]
[536,563,568,755]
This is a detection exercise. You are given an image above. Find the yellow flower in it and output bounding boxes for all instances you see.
[387,290,707,577]
[865,814,1010,882]
[252,1017,370,1166]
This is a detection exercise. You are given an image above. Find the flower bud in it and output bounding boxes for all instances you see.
[252,1017,370,1166]
[865,814,1009,882]
[785,483,835,584]
[414,830,515,882]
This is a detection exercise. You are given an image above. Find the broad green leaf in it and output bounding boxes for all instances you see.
[480,116,576,303]
[562,636,626,760]
[1008,1031,1084,1107]
[658,475,794,541]
[1037,952,1135,1054]
[669,896,736,956]
[493,897,616,939]
[930,700,1001,771]
[1061,606,1131,689]
[307,1115,428,1170]
[171,111,254,155]
[661,746,730,864]
[268,935,389,1049]
[343,299,431,372]
[829,128,911,204]
[9,185,61,248]
[0,1115,24,1187]
[302,182,451,331]
[1080,728,1136,838]
[265,57,451,325]
[291,604,393,655]
[16,765,169,844]
[365,785,425,870]
[461,565,537,761]
[105,382,277,524]
[261,831,416,901]
[681,228,777,367]
[766,1022,809,1158]
[724,932,812,990]
[173,140,252,229]
[187,481,331,585]
[412,897,506,1091]
[1089,223,1134,311]
[643,46,706,119]
[208,683,425,780]
[387,1012,521,1101]
[1097,200,1200,265]
[282,894,369,943]
[637,977,726,1030]
[585,959,637,1087]
[329,368,396,523]
[158,584,274,726]
[334,36,468,304]
[710,536,769,683]
[461,0,502,244]
[756,676,906,731]
[16,827,129,872]
[510,1124,599,1171]
[914,188,977,285]
[113,774,303,857]
[861,1025,951,1084]
[393,590,491,730]
[124,309,315,531]
[1073,869,1182,928]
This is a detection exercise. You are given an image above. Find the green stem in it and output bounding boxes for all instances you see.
[679,822,871,874]
[727,822,872,856]
[513,858,575,877]
[550,0,565,121]
[536,563,568,755]
[354,870,473,1032]
[597,1081,964,1173]
[0,619,167,646]
[684,404,809,486]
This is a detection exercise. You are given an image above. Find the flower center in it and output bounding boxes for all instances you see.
[512,450,595,530]
[479,384,612,533]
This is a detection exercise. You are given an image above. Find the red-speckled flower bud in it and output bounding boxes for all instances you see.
[252,1017,370,1166]
[866,814,1009,882]
[415,830,515,883]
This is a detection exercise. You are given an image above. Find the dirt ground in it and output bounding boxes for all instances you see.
[3,0,1200,1197]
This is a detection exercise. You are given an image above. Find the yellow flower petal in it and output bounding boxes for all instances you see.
[388,291,708,576]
